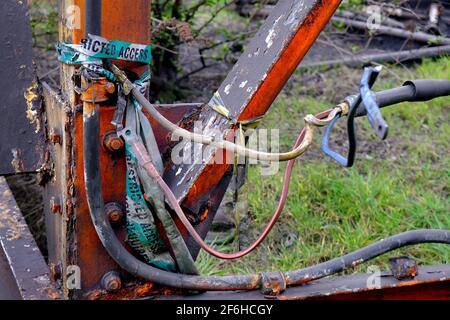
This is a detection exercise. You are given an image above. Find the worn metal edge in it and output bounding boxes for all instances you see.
[0,176,61,300]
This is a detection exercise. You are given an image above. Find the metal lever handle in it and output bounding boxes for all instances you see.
[360,66,389,140]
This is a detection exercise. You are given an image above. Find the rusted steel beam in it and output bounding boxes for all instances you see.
[42,0,154,298]
[52,0,216,299]
[0,0,46,175]
[0,177,61,300]
[157,264,450,300]
[164,0,342,214]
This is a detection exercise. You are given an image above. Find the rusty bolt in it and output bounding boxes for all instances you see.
[101,271,122,293]
[103,131,125,153]
[50,197,61,214]
[105,82,116,94]
[105,202,124,225]
[49,129,61,145]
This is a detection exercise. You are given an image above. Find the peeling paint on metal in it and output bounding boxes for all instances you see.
[11,148,24,173]
[24,81,42,133]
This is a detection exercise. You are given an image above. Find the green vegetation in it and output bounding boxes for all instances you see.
[197,57,450,276]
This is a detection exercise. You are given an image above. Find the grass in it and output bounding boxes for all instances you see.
[196,57,450,276]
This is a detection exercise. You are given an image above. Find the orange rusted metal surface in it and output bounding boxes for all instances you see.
[51,0,152,298]
[53,0,345,297]
[239,0,341,121]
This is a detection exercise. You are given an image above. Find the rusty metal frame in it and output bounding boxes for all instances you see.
[0,0,445,300]
[44,0,450,300]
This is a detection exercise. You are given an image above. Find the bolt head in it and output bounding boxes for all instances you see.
[103,132,124,153]
[101,271,122,293]
[105,202,124,225]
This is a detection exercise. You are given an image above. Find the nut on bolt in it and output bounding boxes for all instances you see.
[105,202,124,225]
[101,271,122,293]
[103,131,124,153]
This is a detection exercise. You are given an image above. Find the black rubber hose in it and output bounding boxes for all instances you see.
[356,79,450,117]
[284,229,450,286]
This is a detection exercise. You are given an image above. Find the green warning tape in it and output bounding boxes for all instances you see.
[57,34,152,65]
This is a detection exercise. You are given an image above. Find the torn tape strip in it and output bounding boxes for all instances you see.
[126,144,177,272]
[57,34,152,65]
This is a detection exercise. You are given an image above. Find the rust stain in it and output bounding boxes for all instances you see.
[44,287,62,300]
[86,282,156,300]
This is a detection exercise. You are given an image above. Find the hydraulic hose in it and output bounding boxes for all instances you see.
[111,63,450,163]
[134,85,337,161]
[84,102,450,292]
[83,135,450,292]
[355,79,450,117]
[84,69,450,292]
[323,78,450,167]
[84,113,450,288]
[284,229,450,285]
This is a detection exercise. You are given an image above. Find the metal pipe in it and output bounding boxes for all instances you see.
[85,0,101,36]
